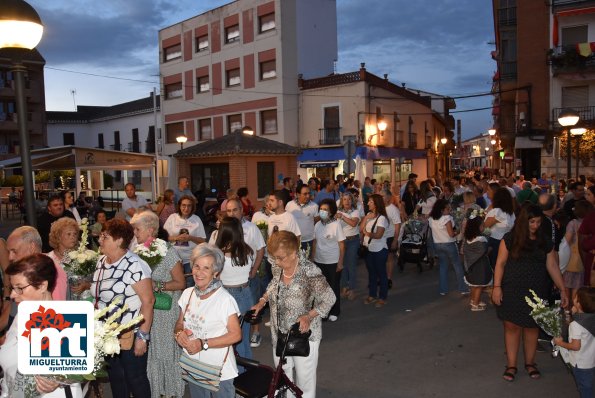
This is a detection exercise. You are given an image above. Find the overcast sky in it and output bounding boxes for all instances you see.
[26,0,495,138]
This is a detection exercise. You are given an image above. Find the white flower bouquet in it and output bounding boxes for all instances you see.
[133,237,168,268]
[63,218,99,300]
[21,298,144,397]
[525,289,563,356]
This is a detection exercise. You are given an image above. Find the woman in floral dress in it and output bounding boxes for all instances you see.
[131,211,186,398]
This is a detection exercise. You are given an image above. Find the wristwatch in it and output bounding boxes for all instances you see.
[202,337,209,351]
[136,330,151,342]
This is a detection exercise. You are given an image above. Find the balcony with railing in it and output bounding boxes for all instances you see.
[319,128,342,145]
[110,144,122,151]
[548,45,595,75]
[552,106,595,128]
[127,141,141,153]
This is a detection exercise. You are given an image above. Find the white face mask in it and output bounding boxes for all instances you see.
[319,210,329,220]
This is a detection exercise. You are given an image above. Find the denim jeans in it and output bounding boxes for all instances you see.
[188,378,235,398]
[106,344,151,398]
[225,285,254,361]
[301,240,313,256]
[315,262,341,317]
[434,242,469,294]
[340,237,360,291]
[572,366,594,398]
[183,262,194,288]
[365,248,389,300]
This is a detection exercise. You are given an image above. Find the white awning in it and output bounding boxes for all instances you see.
[514,136,544,149]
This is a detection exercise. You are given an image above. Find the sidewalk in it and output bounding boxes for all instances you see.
[0,208,24,240]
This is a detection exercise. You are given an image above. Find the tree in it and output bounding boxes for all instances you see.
[558,129,595,167]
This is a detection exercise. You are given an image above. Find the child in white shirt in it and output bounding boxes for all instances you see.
[554,287,595,398]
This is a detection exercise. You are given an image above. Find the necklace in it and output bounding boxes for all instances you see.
[282,262,298,279]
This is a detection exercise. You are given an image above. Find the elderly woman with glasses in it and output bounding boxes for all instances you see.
[91,219,155,398]
[164,195,207,288]
[251,231,335,398]
[130,211,185,398]
[174,243,242,398]
[0,254,83,397]
[45,217,79,300]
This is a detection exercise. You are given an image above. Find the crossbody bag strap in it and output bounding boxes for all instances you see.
[366,216,380,245]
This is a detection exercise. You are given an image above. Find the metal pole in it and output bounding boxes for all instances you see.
[152,87,160,198]
[12,63,36,228]
[576,135,580,181]
[567,128,571,180]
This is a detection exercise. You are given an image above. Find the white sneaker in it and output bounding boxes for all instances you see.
[328,315,338,322]
[264,320,271,327]
[250,333,261,348]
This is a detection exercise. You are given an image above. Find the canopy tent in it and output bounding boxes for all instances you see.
[0,146,157,200]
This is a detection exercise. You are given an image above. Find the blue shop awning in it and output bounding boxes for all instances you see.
[298,147,348,162]
[355,146,427,160]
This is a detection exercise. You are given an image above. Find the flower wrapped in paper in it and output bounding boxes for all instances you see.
[63,218,99,300]
[132,237,168,268]
[525,289,564,356]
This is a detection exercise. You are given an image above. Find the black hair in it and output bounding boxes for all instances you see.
[215,217,253,266]
[319,198,338,218]
[464,216,482,241]
[430,199,450,220]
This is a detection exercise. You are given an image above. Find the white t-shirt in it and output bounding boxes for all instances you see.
[163,213,206,263]
[419,196,437,216]
[313,220,345,264]
[208,220,265,256]
[122,195,149,221]
[338,208,360,237]
[429,215,456,243]
[384,203,402,239]
[506,186,516,198]
[178,287,240,381]
[220,254,255,286]
[485,208,515,240]
[568,320,595,369]
[267,212,301,238]
[285,200,318,242]
[363,215,389,252]
[251,210,270,225]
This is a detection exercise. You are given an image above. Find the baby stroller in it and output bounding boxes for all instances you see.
[234,311,303,398]
[398,218,431,273]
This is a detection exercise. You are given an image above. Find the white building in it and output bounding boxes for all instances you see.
[46,93,166,192]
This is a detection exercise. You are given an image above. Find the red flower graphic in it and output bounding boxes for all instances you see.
[21,305,72,350]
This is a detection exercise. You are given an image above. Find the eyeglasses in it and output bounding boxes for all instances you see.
[11,284,31,295]
[271,254,292,263]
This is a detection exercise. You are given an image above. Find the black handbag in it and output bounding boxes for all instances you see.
[358,216,379,258]
[275,322,311,357]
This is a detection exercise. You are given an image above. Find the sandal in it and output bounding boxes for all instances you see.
[502,366,517,382]
[525,363,541,379]
[340,288,350,298]
[470,304,486,312]
[363,297,377,305]
[375,299,386,308]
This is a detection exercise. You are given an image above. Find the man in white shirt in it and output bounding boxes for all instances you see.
[381,190,401,289]
[286,185,318,253]
[267,190,301,240]
[121,183,149,221]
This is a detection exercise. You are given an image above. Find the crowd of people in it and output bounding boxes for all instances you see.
[0,170,593,397]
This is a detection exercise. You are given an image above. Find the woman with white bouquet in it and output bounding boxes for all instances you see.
[130,211,186,398]
[45,217,79,300]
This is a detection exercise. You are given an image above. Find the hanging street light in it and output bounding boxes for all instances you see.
[176,133,188,150]
[0,0,44,228]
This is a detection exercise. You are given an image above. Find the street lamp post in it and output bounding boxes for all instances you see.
[557,109,580,180]
[176,133,187,150]
[0,0,44,228]
[441,137,447,179]
[570,125,587,181]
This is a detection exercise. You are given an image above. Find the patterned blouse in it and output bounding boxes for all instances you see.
[267,253,335,347]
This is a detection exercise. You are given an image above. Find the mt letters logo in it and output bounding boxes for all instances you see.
[18,301,95,374]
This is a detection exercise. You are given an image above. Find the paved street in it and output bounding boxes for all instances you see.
[0,215,576,397]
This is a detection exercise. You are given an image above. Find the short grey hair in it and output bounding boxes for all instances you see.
[522,181,532,190]
[190,243,225,274]
[12,226,42,252]
[130,211,159,236]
